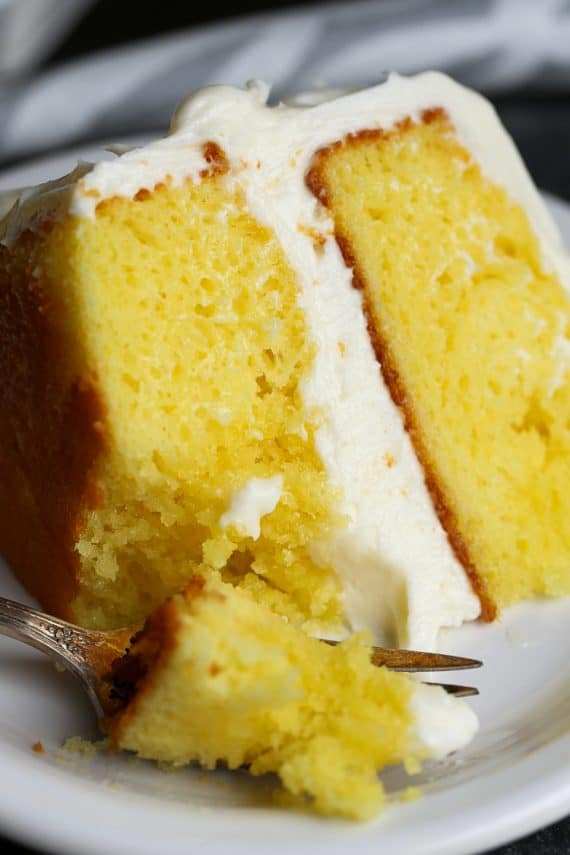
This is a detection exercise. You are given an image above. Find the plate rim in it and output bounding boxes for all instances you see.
[0,723,567,855]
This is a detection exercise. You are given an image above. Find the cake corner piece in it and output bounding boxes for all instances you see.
[103,571,477,820]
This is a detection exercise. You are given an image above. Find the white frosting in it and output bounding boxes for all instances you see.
[411,681,479,759]
[4,72,570,656]
[220,476,283,540]
[0,162,93,245]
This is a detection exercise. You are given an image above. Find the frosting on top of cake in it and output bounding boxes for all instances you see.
[74,71,570,283]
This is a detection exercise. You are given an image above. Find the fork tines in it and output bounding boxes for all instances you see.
[323,639,482,672]
[368,646,482,673]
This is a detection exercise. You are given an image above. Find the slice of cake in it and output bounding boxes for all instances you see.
[305,103,570,615]
[105,572,477,820]
[0,72,569,651]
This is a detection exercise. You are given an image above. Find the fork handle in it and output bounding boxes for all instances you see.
[0,595,93,678]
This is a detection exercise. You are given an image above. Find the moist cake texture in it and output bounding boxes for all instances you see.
[307,111,570,613]
[106,572,476,820]
[0,159,342,632]
[0,71,569,653]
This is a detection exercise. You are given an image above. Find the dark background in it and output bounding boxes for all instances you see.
[1,2,569,853]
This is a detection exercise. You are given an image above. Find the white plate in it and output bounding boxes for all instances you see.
[0,149,569,855]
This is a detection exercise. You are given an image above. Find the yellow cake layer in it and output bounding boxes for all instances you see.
[310,114,570,607]
[9,174,342,629]
[107,572,421,820]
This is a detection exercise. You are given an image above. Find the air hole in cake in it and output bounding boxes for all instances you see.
[195,303,216,318]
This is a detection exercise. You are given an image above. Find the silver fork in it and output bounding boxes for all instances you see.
[0,595,481,719]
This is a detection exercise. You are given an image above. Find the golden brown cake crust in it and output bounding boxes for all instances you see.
[0,141,229,622]
[201,141,230,177]
[104,579,198,740]
[0,226,107,618]
[306,112,496,622]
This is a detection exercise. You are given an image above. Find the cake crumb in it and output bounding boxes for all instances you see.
[81,188,101,199]
[337,341,347,357]
[63,736,108,758]
[297,223,327,247]
[157,761,184,774]
[384,453,396,468]
[32,741,46,755]
[404,756,421,776]
[402,785,422,802]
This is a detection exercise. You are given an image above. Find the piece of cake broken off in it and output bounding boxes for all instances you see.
[104,573,477,820]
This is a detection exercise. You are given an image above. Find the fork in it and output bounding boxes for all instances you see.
[0,595,481,719]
